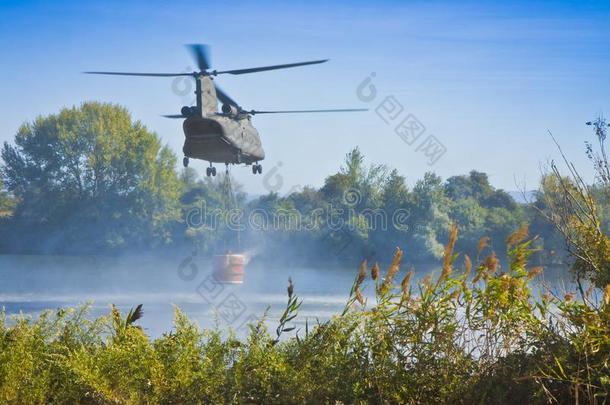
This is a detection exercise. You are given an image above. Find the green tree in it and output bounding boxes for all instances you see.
[317,148,388,258]
[0,177,15,218]
[408,172,452,260]
[370,169,411,255]
[1,102,182,253]
[321,148,387,207]
[445,171,524,257]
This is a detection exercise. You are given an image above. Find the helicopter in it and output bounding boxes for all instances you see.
[85,45,366,177]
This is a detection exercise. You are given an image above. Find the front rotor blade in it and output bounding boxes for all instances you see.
[186,44,210,71]
[162,114,186,119]
[215,85,239,107]
[84,71,193,77]
[216,59,328,75]
[249,108,368,115]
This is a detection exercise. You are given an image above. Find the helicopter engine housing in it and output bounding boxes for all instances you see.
[181,106,198,117]
[221,104,239,115]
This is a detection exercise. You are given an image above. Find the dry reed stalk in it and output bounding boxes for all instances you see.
[422,275,432,287]
[507,224,529,247]
[464,254,472,277]
[441,224,458,280]
[356,260,367,288]
[382,248,403,291]
[355,288,365,305]
[401,270,413,297]
[477,236,490,257]
[484,252,499,273]
[371,262,380,281]
[527,266,543,280]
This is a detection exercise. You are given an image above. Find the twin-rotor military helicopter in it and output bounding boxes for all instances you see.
[85,45,366,177]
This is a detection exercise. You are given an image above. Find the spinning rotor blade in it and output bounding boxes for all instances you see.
[249,108,368,115]
[186,44,211,71]
[215,59,328,75]
[86,46,328,79]
[215,85,239,107]
[162,114,186,119]
[84,71,192,77]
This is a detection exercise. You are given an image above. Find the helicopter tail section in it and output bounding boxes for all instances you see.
[195,76,218,117]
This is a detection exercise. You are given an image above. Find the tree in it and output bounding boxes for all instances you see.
[367,169,411,255]
[532,118,610,287]
[321,147,387,209]
[1,102,182,253]
[0,177,15,218]
[408,172,452,260]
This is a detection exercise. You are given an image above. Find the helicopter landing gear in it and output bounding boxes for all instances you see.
[252,163,262,175]
[183,157,189,168]
[206,164,217,177]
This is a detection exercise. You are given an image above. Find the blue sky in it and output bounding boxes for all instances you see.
[1,0,609,195]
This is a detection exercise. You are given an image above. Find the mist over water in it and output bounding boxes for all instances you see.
[0,253,574,337]
[0,253,358,337]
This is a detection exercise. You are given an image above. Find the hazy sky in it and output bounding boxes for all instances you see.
[1,0,609,195]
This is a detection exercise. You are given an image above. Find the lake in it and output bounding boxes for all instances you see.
[0,254,573,337]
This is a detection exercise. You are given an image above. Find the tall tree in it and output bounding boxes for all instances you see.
[1,102,182,253]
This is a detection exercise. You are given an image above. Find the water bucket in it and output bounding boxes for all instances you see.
[212,254,246,284]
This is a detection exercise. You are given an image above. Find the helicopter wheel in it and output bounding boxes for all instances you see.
[211,167,217,177]
[183,157,189,168]
[206,167,211,177]
[257,164,262,174]
[251,165,257,174]
[252,164,262,174]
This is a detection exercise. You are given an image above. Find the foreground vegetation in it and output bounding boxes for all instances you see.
[1,226,608,404]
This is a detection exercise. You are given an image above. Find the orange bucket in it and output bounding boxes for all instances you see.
[212,254,246,284]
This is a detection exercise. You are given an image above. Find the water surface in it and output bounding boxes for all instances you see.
[0,254,572,337]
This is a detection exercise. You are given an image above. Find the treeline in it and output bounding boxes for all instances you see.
[0,102,590,265]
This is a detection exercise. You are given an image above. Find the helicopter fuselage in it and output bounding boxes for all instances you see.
[182,114,265,165]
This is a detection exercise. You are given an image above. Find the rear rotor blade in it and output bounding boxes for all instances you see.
[249,108,368,115]
[162,114,186,119]
[216,59,328,75]
[84,71,192,77]
[186,44,211,71]
[215,85,239,107]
